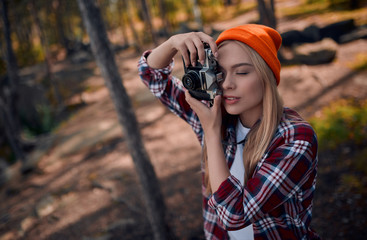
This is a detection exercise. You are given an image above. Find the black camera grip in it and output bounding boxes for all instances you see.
[188,90,211,101]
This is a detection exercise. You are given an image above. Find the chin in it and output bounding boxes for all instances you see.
[223,106,244,116]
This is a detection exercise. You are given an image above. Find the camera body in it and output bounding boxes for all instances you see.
[182,46,223,101]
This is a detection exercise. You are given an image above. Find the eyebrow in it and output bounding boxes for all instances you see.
[231,63,253,69]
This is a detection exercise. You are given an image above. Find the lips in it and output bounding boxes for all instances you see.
[223,95,240,104]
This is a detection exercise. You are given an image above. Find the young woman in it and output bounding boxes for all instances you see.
[138,24,320,240]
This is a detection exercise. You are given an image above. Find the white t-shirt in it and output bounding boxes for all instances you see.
[228,119,254,240]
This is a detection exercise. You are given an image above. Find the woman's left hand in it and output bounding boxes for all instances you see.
[185,91,222,137]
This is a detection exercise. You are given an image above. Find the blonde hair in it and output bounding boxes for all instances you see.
[204,41,284,195]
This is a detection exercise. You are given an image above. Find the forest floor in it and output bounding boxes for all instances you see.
[1,2,367,240]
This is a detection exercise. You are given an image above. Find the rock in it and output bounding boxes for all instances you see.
[70,51,93,64]
[339,27,367,43]
[19,216,37,234]
[35,195,56,217]
[282,20,357,46]
[281,25,321,47]
[302,24,322,43]
[320,19,356,43]
[281,30,304,47]
[292,38,338,65]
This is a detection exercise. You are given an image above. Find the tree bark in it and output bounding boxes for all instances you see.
[0,97,26,165]
[52,0,72,56]
[157,0,171,37]
[124,0,142,53]
[138,0,158,45]
[257,0,277,29]
[76,0,174,239]
[29,0,64,110]
[191,0,203,31]
[0,0,21,135]
[117,0,130,47]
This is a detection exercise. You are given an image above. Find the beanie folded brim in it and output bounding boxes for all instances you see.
[216,24,282,85]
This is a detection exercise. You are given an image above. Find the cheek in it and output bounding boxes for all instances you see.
[243,77,263,100]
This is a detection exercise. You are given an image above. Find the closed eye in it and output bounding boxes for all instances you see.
[236,72,249,75]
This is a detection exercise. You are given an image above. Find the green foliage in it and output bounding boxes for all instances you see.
[280,0,331,19]
[309,99,367,150]
[281,0,367,20]
[15,44,44,68]
[200,1,256,23]
[23,104,55,137]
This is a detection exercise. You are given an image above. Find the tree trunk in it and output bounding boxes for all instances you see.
[0,0,21,135]
[117,0,130,47]
[124,0,142,53]
[191,0,203,31]
[0,97,26,165]
[139,0,158,45]
[52,0,72,56]
[157,0,171,37]
[29,0,64,110]
[76,0,174,239]
[257,0,277,29]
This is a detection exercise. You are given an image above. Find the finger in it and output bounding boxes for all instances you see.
[212,95,222,112]
[179,45,190,67]
[185,41,198,67]
[192,37,205,65]
[198,32,218,58]
[185,90,206,112]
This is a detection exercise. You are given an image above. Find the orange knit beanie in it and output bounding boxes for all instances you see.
[216,24,282,85]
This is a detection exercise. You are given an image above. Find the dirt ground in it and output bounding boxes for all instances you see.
[1,3,367,240]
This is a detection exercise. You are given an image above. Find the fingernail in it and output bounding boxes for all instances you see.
[214,52,218,58]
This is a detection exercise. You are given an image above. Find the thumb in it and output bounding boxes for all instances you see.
[212,95,222,112]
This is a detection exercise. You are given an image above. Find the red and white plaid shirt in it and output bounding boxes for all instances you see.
[138,51,320,239]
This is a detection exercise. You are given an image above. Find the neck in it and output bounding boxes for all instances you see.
[239,105,263,128]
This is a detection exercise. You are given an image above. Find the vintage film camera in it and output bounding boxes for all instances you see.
[182,45,223,102]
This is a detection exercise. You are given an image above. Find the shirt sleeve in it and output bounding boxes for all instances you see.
[208,122,318,230]
[138,50,203,143]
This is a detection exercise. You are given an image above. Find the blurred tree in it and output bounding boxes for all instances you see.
[52,0,73,56]
[76,0,175,239]
[0,97,27,165]
[191,0,203,31]
[0,0,20,133]
[29,0,64,110]
[138,0,158,45]
[122,0,142,53]
[116,0,130,47]
[224,0,233,5]
[0,0,27,166]
[157,0,171,37]
[257,0,277,29]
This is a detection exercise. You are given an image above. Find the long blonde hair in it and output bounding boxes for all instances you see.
[204,41,284,194]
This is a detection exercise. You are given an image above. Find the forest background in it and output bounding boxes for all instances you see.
[0,0,367,239]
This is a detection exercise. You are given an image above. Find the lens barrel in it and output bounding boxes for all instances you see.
[182,71,201,90]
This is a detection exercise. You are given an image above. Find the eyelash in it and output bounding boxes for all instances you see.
[236,72,249,75]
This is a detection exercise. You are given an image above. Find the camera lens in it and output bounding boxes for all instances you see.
[182,71,200,90]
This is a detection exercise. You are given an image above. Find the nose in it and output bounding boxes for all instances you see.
[221,74,235,90]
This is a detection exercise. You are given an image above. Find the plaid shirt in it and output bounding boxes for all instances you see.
[138,51,320,240]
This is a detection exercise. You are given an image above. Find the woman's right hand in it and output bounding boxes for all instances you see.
[147,32,217,69]
[168,32,218,67]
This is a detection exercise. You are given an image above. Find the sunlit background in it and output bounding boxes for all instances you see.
[0,0,366,239]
